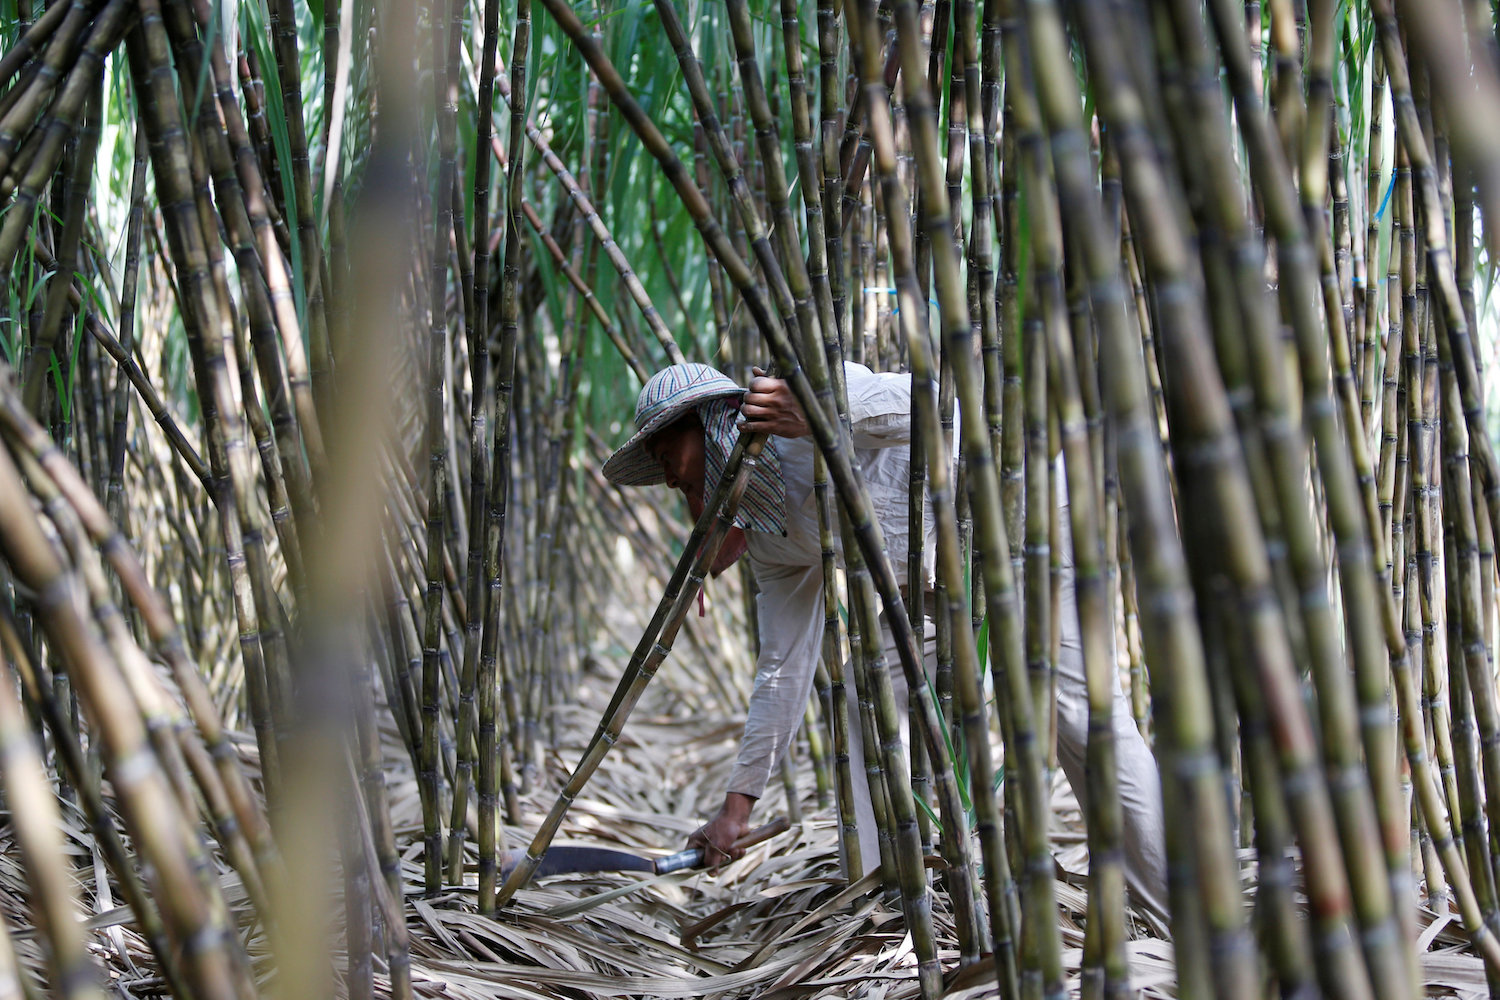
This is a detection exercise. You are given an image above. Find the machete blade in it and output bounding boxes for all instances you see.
[498,845,656,881]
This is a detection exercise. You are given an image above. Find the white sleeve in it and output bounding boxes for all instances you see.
[726,560,826,798]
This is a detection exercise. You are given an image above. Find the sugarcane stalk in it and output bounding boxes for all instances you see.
[0,609,190,1000]
[167,0,319,558]
[0,0,131,275]
[0,0,95,176]
[264,0,332,405]
[0,440,247,1000]
[0,633,106,1000]
[21,71,96,416]
[105,117,146,540]
[0,0,72,91]
[1022,4,1270,999]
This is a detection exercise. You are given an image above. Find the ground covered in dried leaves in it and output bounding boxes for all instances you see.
[381,636,1489,999]
[26,597,1484,998]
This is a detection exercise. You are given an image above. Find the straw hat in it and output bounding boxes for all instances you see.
[602,363,745,487]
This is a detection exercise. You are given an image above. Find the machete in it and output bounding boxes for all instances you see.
[498,817,789,881]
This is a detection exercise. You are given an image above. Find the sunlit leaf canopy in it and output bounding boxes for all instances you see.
[2,0,1500,998]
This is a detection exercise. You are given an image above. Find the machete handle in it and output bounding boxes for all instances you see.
[654,817,792,874]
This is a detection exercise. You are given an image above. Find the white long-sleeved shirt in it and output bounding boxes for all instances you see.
[726,363,935,798]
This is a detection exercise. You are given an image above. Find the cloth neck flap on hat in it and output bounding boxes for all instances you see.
[698,398,787,536]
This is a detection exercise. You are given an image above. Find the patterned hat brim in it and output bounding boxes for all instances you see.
[602,382,744,487]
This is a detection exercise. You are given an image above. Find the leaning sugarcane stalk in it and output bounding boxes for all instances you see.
[0,0,97,176]
[0,607,191,1000]
[0,386,282,918]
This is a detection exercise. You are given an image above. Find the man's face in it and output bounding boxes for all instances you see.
[646,415,707,514]
[646,412,747,576]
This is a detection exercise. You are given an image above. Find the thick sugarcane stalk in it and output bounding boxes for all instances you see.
[0,611,189,1000]
[21,75,97,416]
[125,9,296,811]
[447,0,503,886]
[105,118,147,536]
[188,0,324,479]
[655,0,819,389]
[0,0,95,175]
[264,0,332,403]
[0,0,131,275]
[0,0,73,91]
[164,0,317,563]
[1022,4,1267,1000]
[0,441,248,1000]
[1439,419,1500,939]
[0,637,107,1000]
[416,0,460,895]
